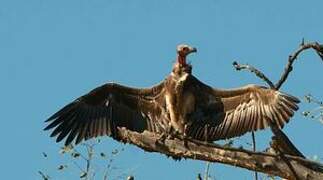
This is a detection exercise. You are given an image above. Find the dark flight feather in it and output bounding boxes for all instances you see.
[45,82,165,145]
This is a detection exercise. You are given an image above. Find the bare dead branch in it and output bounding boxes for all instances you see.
[251,132,259,180]
[116,129,323,180]
[204,162,210,180]
[275,41,323,89]
[38,171,50,180]
[197,174,203,180]
[232,61,275,88]
[232,41,323,90]
[303,94,323,124]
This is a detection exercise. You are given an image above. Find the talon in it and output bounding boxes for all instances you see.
[157,133,167,144]
[165,126,177,140]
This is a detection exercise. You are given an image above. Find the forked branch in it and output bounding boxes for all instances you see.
[276,41,323,89]
[233,41,323,90]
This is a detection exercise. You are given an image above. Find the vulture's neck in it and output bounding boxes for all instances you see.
[172,55,192,76]
[177,54,186,66]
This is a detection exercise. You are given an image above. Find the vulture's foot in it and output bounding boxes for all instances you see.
[157,126,190,148]
[165,126,178,140]
[156,126,178,144]
[156,132,167,144]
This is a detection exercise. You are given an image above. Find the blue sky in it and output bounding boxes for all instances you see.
[1,0,323,179]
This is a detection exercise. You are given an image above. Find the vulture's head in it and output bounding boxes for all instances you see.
[177,44,197,59]
[173,44,197,75]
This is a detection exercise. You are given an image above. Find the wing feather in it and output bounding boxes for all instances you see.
[221,112,232,138]
[75,111,90,145]
[64,110,86,145]
[255,105,261,130]
[249,106,256,131]
[50,110,78,138]
[188,84,299,141]
[44,82,165,145]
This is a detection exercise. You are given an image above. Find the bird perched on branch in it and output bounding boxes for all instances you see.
[44,44,300,146]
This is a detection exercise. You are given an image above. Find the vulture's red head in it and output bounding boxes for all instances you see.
[176,44,197,66]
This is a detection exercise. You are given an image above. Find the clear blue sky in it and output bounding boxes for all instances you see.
[1,0,323,179]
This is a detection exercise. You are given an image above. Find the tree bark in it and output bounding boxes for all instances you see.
[117,129,323,180]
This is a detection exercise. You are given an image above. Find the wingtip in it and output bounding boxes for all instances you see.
[64,141,71,146]
[43,125,51,131]
[280,92,300,103]
[65,138,78,146]
[45,102,78,123]
[56,137,62,143]
[289,94,300,103]
[45,117,54,123]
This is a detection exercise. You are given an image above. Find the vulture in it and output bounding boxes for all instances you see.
[44,44,300,146]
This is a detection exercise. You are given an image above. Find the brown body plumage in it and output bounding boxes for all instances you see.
[44,44,300,145]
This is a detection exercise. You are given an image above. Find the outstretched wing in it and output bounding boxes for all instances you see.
[188,83,300,141]
[44,82,166,145]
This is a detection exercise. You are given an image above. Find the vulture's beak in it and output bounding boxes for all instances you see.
[189,47,197,54]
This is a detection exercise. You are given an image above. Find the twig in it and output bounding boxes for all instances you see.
[197,173,203,180]
[275,41,323,89]
[204,162,210,180]
[71,160,85,173]
[232,61,275,88]
[85,144,94,180]
[303,95,323,123]
[38,171,50,180]
[251,132,258,180]
[103,150,117,179]
[71,148,88,161]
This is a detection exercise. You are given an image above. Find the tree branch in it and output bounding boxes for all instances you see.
[116,129,323,180]
[232,61,275,88]
[233,41,323,90]
[251,132,259,180]
[276,41,323,89]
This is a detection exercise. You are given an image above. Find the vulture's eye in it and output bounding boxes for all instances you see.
[183,47,188,51]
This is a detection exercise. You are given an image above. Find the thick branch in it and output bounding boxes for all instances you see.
[117,129,323,180]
